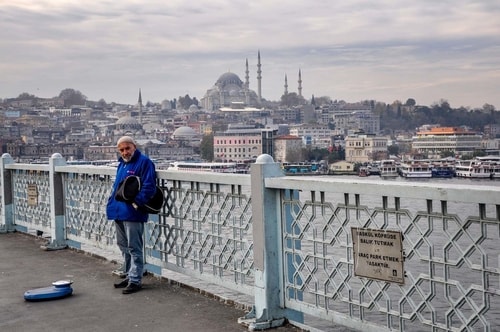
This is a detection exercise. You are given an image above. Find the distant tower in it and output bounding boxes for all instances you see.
[284,74,288,95]
[245,58,250,89]
[138,88,143,125]
[257,50,262,103]
[298,69,302,97]
[245,58,250,105]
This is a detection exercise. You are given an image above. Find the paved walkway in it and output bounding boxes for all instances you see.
[0,232,302,332]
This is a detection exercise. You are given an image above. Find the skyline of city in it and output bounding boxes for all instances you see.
[1,1,499,109]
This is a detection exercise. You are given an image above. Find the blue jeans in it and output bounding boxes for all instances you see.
[115,221,144,284]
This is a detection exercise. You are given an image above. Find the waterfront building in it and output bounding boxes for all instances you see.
[345,133,388,163]
[411,126,482,158]
[328,160,356,174]
[213,125,262,161]
[481,138,500,155]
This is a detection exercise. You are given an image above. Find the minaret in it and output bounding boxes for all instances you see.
[298,69,302,97]
[245,58,250,105]
[284,74,288,95]
[257,50,262,103]
[245,58,250,90]
[138,88,143,125]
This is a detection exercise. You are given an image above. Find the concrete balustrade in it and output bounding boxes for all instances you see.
[1,152,500,332]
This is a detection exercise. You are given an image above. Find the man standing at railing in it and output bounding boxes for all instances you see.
[106,136,157,294]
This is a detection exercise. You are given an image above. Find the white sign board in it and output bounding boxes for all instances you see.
[352,227,404,284]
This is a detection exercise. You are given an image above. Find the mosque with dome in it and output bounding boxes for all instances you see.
[200,51,264,111]
[111,51,304,150]
[114,115,144,138]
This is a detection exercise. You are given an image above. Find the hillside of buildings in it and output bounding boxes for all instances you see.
[1,88,499,168]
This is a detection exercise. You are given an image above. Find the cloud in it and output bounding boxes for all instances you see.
[1,0,499,108]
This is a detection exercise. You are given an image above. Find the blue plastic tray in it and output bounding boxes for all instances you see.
[24,280,73,301]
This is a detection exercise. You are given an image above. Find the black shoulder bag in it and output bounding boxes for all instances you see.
[115,176,165,214]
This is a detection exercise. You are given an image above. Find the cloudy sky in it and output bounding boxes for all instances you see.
[1,0,499,108]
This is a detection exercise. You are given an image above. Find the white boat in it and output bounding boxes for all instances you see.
[476,156,500,178]
[169,161,238,173]
[455,157,500,178]
[379,160,399,178]
[399,161,432,178]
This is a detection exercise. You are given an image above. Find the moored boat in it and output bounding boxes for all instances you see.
[169,161,239,173]
[430,160,455,178]
[455,158,500,178]
[379,160,399,178]
[399,161,432,178]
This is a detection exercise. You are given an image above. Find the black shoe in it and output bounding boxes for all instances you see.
[114,278,129,288]
[122,282,142,294]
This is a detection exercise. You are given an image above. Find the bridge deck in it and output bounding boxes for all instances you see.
[0,232,302,332]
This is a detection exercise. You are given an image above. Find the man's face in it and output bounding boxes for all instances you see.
[117,142,136,162]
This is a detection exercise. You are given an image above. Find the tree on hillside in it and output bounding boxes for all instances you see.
[405,98,416,106]
[178,94,194,109]
[59,88,87,107]
[482,103,496,113]
[200,133,214,161]
[17,92,37,100]
[280,92,304,107]
[96,98,107,107]
[313,96,331,106]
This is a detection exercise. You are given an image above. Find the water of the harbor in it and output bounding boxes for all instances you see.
[320,174,500,185]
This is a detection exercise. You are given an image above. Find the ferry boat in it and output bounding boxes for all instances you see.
[455,156,500,178]
[168,161,238,173]
[379,160,399,178]
[476,156,500,178]
[399,161,432,178]
[430,160,455,178]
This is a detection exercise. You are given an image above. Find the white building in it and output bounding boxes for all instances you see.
[289,124,335,147]
[345,134,388,163]
[411,127,483,158]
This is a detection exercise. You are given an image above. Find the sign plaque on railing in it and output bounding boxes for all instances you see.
[351,227,404,284]
[27,184,38,206]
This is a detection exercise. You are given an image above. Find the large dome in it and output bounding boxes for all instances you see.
[116,116,139,126]
[114,115,143,139]
[172,126,197,138]
[216,72,243,87]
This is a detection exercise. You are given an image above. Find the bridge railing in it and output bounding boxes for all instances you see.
[263,169,500,331]
[1,152,500,332]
